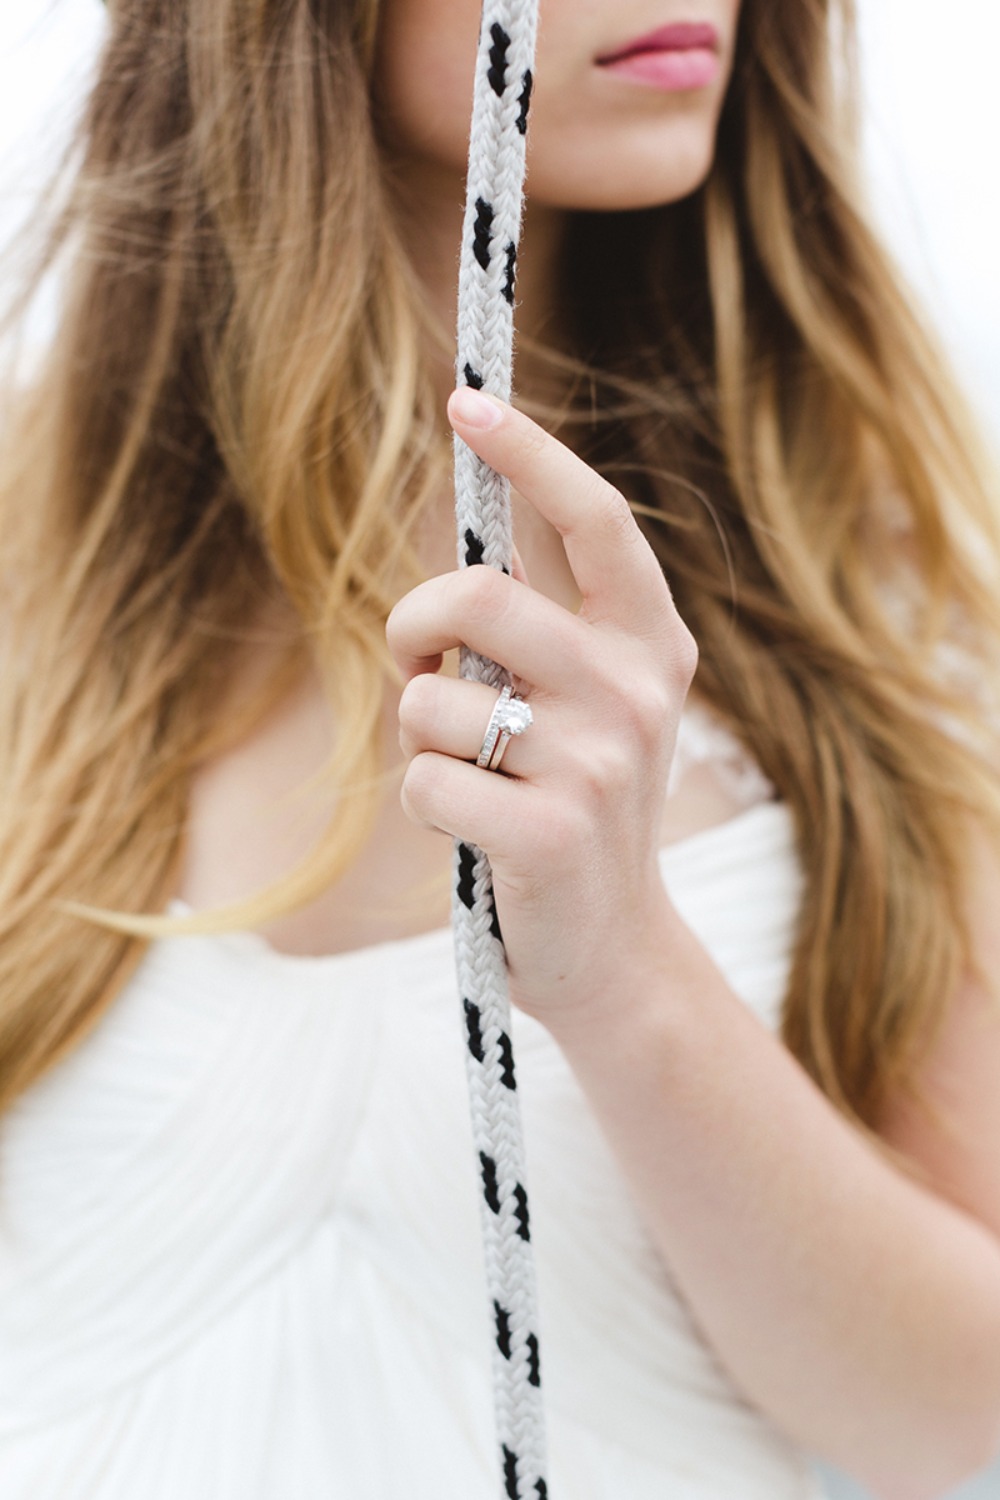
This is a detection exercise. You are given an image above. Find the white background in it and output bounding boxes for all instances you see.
[0,4,998,1498]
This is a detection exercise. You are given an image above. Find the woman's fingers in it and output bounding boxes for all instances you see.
[397,672,537,778]
[387,390,699,1019]
[386,564,587,693]
[386,567,587,694]
[387,386,698,694]
[447,386,677,643]
[400,750,539,857]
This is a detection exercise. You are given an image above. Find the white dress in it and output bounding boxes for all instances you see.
[0,701,831,1499]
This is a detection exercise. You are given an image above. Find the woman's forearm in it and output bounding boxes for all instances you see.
[544,900,1000,1500]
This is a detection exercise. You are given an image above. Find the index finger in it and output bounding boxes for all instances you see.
[448,386,675,639]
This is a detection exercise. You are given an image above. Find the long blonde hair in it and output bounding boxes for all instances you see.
[1,0,998,1135]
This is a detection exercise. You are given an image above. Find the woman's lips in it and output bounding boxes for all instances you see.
[596,20,720,91]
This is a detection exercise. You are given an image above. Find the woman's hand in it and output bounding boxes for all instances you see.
[385,386,698,1031]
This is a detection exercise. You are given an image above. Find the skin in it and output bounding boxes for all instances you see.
[390,386,698,1022]
[184,3,1000,1492]
[373,0,739,211]
[388,388,1000,1498]
[372,0,742,407]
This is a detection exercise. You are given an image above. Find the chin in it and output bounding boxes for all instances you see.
[529,123,720,214]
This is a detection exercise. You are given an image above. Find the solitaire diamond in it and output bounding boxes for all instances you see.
[499,697,533,735]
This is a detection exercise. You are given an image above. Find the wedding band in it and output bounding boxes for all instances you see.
[487,729,513,773]
[476,684,533,772]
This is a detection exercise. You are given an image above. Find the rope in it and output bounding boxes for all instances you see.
[451,3,549,1497]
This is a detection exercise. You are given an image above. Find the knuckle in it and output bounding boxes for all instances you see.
[386,580,436,658]
[619,675,672,747]
[670,624,699,686]
[384,599,408,654]
[397,670,438,732]
[588,649,629,704]
[575,738,634,807]
[401,750,438,808]
[454,562,508,631]
[597,484,637,542]
[587,650,672,747]
[517,419,549,468]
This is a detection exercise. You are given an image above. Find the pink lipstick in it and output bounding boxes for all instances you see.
[596,21,720,91]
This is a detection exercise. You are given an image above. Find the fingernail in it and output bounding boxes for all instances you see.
[449,387,504,430]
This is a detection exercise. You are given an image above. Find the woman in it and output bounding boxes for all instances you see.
[1,0,999,1496]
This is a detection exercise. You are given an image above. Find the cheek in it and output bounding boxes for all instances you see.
[372,0,480,169]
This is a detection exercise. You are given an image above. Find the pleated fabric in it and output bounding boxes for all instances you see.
[0,714,832,1498]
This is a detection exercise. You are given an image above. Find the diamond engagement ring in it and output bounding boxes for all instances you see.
[476,683,534,773]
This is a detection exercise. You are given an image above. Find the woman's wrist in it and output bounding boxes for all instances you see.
[526,883,692,1052]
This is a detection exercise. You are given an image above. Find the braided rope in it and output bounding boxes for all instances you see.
[451,3,548,1498]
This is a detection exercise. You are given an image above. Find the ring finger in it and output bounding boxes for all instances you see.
[398,672,544,780]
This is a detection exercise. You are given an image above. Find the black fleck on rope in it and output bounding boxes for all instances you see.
[465,528,487,567]
[473,196,495,271]
[488,22,512,97]
[503,241,517,305]
[516,70,533,134]
[495,1299,513,1358]
[480,1150,501,1214]
[497,1030,516,1089]
[453,3,548,1496]
[464,998,486,1062]
[487,884,503,942]
[503,1446,520,1499]
[513,1182,531,1240]
[456,842,478,910]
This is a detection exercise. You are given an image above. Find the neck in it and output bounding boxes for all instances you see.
[384,151,571,415]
